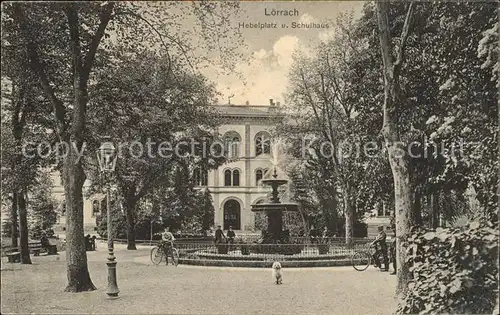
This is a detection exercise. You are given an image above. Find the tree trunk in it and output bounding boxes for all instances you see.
[412,188,422,226]
[11,191,19,248]
[124,198,137,250]
[13,1,113,293]
[323,192,338,235]
[63,148,96,292]
[388,155,413,295]
[375,1,416,299]
[328,198,338,236]
[343,184,354,247]
[430,191,440,229]
[18,190,32,264]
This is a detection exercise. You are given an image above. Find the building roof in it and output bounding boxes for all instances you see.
[213,105,285,118]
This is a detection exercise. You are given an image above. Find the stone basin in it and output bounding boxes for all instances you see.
[250,202,298,212]
[261,178,288,186]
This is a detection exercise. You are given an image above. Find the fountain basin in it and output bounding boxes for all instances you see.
[250,203,299,212]
[261,178,288,186]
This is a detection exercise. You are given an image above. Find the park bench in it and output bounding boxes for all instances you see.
[6,250,21,263]
[2,244,20,263]
[30,241,58,256]
[29,241,43,256]
[2,241,57,263]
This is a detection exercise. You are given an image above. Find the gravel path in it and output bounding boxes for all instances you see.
[1,246,396,314]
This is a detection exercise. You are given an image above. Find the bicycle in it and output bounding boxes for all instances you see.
[351,242,392,271]
[150,241,179,266]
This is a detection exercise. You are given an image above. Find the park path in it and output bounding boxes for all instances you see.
[1,246,396,315]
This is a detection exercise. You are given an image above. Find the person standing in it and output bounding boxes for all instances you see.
[371,226,389,271]
[226,226,236,244]
[322,227,329,238]
[214,225,226,244]
[161,227,175,265]
[91,235,97,251]
[84,234,91,251]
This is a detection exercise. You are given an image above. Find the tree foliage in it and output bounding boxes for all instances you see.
[400,222,498,314]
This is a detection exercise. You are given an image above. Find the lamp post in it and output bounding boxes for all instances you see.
[97,140,119,299]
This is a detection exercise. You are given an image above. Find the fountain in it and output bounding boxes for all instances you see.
[250,138,299,246]
[251,167,299,244]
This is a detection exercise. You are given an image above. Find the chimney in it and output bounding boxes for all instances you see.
[245,101,249,106]
[277,101,281,107]
[269,99,275,106]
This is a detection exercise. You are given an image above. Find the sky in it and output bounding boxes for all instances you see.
[201,1,365,106]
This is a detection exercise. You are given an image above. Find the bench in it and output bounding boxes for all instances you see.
[29,242,58,256]
[29,242,43,256]
[6,251,21,263]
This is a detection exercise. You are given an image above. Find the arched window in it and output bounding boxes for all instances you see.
[230,137,240,158]
[224,131,241,158]
[100,196,107,214]
[255,131,271,156]
[193,168,201,185]
[255,169,263,186]
[224,169,232,186]
[194,168,209,186]
[92,200,100,217]
[223,199,241,230]
[201,169,208,186]
[232,170,240,186]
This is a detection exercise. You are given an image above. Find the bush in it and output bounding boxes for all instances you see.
[398,221,498,314]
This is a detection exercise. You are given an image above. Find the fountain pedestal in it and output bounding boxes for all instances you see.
[250,168,298,245]
[267,210,283,237]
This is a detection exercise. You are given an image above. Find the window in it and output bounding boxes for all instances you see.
[193,168,201,186]
[233,170,240,186]
[201,169,208,186]
[92,200,100,217]
[223,200,241,230]
[194,168,208,186]
[255,131,271,156]
[377,201,390,217]
[101,197,107,214]
[255,169,263,186]
[230,137,240,158]
[224,169,241,187]
[224,169,232,186]
[224,131,241,158]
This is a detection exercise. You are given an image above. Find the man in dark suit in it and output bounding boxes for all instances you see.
[214,225,226,244]
[226,226,236,244]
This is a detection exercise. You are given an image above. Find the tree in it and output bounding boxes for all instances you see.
[200,188,215,233]
[1,27,55,263]
[28,172,58,238]
[6,1,242,291]
[86,51,225,249]
[283,13,394,245]
[375,1,416,296]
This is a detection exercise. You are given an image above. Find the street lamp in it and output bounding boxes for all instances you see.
[96,139,119,299]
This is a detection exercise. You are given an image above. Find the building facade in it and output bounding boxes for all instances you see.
[205,102,284,232]
[51,102,284,235]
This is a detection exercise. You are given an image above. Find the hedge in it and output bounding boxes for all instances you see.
[398,221,498,314]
